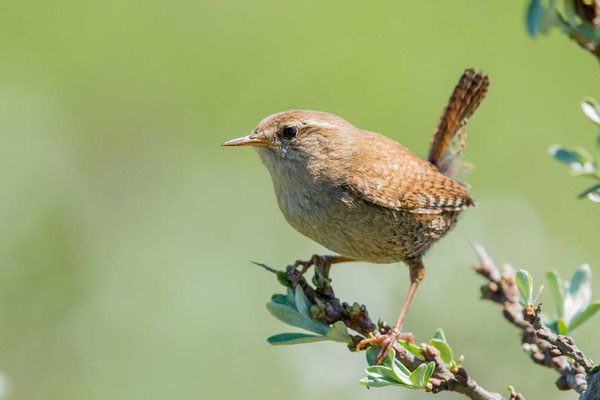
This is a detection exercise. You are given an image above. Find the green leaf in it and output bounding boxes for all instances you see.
[516,269,534,305]
[392,357,412,378]
[267,332,329,345]
[574,21,597,40]
[266,302,310,329]
[408,363,431,387]
[286,288,296,306]
[587,190,600,203]
[366,365,408,386]
[548,145,585,168]
[595,133,600,163]
[557,318,569,335]
[582,97,600,125]
[546,269,564,318]
[294,286,312,319]
[325,321,353,344]
[539,0,559,33]
[361,347,430,389]
[375,349,412,385]
[265,302,329,335]
[274,270,289,287]
[564,264,592,325]
[568,301,600,332]
[397,340,426,361]
[271,293,289,306]
[574,146,595,165]
[430,338,454,365]
[381,347,396,367]
[366,345,379,366]
[579,184,600,199]
[564,0,577,25]
[526,0,544,36]
[391,364,413,386]
[533,284,544,303]
[359,377,396,388]
[424,361,435,384]
[433,328,447,342]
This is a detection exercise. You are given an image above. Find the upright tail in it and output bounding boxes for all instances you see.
[428,68,489,178]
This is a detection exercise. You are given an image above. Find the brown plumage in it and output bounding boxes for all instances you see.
[223,68,489,363]
[429,68,490,176]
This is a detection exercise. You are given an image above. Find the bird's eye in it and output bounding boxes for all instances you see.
[281,126,297,140]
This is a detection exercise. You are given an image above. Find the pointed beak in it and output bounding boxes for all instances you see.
[222,133,279,148]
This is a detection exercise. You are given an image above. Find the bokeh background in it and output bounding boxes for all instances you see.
[1,1,599,399]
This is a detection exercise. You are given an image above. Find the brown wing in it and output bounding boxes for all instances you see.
[346,131,475,214]
[428,68,489,177]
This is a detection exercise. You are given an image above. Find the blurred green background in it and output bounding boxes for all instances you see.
[0,1,599,399]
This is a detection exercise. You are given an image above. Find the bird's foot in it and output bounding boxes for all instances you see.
[356,330,415,364]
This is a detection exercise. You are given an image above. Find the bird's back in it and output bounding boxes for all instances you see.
[345,129,474,213]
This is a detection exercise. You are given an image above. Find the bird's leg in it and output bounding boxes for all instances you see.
[356,260,425,364]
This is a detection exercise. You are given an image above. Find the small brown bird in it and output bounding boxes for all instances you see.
[223,69,489,363]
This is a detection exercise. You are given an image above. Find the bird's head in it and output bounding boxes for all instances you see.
[222,110,357,174]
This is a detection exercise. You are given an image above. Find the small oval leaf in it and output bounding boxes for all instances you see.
[367,365,410,386]
[433,328,447,342]
[271,293,289,305]
[526,0,544,36]
[359,377,395,388]
[582,98,600,125]
[397,340,426,361]
[267,332,328,345]
[546,269,564,318]
[325,321,353,344]
[568,301,600,332]
[548,145,585,168]
[294,286,313,318]
[516,269,534,305]
[424,362,435,384]
[563,264,592,324]
[408,363,430,387]
[366,345,379,366]
[430,338,454,365]
[265,302,329,335]
[557,318,569,335]
[588,191,600,203]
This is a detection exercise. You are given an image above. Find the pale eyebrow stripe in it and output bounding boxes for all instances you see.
[302,120,338,129]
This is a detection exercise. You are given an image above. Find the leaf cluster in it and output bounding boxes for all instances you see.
[526,0,600,40]
[548,99,600,202]
[265,286,353,345]
[544,265,600,334]
[514,266,600,334]
[360,329,457,390]
[359,347,435,389]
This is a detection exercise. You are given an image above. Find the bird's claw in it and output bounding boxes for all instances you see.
[287,255,352,288]
[356,330,415,364]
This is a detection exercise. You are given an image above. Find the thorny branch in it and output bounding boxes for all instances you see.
[258,260,520,400]
[473,244,599,398]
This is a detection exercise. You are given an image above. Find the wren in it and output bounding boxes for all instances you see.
[223,69,489,363]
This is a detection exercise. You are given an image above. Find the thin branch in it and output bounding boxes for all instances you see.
[251,261,279,274]
[473,244,595,396]
[526,305,595,373]
[255,261,517,400]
